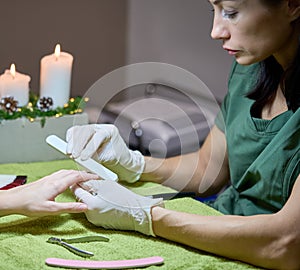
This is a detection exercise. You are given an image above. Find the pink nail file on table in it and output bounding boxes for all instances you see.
[45,256,164,269]
[46,135,118,181]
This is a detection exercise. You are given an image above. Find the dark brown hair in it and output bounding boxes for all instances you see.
[248,0,300,114]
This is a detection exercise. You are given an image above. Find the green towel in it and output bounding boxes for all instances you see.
[0,160,260,270]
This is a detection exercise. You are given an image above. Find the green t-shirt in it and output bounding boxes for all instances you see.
[212,61,300,216]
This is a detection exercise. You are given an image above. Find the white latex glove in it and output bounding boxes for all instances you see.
[66,124,145,183]
[71,179,164,236]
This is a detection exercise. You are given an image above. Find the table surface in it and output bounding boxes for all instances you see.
[0,160,260,270]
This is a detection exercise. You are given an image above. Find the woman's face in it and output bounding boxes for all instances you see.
[209,0,298,68]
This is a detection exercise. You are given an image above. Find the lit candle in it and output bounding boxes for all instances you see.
[0,63,31,107]
[40,44,73,108]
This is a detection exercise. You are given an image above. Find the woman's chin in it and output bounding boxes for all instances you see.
[235,54,262,66]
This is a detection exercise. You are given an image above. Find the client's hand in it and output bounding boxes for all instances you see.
[0,170,99,217]
[71,179,164,236]
[66,124,145,183]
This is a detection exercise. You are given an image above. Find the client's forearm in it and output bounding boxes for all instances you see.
[0,189,18,216]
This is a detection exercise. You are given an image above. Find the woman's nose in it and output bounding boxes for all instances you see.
[210,16,230,40]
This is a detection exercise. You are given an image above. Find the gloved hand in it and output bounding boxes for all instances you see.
[66,124,145,183]
[71,179,164,236]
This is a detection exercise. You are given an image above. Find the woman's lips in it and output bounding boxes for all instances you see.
[223,47,240,55]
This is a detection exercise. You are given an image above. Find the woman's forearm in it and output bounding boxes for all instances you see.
[140,126,230,196]
[140,152,228,196]
[151,206,298,270]
[140,152,202,191]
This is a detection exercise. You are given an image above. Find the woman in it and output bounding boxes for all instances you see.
[0,170,99,217]
[67,0,300,269]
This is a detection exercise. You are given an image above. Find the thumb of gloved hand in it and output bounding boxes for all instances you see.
[66,124,145,183]
[71,179,164,236]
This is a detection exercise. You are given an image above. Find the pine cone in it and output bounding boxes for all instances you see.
[0,96,19,114]
[38,97,53,112]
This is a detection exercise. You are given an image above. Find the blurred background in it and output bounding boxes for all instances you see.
[0,0,232,101]
[0,0,233,158]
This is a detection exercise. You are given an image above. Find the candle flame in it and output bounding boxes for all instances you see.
[54,44,61,59]
[10,63,16,78]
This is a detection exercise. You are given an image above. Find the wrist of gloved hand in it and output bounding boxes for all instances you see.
[71,179,164,236]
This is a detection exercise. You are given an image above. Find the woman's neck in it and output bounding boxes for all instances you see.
[274,27,300,70]
[261,87,288,120]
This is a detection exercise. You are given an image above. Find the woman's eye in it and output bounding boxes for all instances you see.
[222,9,238,19]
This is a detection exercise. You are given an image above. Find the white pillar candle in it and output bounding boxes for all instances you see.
[40,44,73,108]
[0,64,31,107]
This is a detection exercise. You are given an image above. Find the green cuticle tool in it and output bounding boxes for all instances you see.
[47,235,109,258]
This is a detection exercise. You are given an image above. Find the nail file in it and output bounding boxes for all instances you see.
[46,135,118,181]
[45,256,164,269]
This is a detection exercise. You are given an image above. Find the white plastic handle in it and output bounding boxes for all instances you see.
[46,135,118,181]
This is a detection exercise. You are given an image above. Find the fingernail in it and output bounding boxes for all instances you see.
[77,203,88,210]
